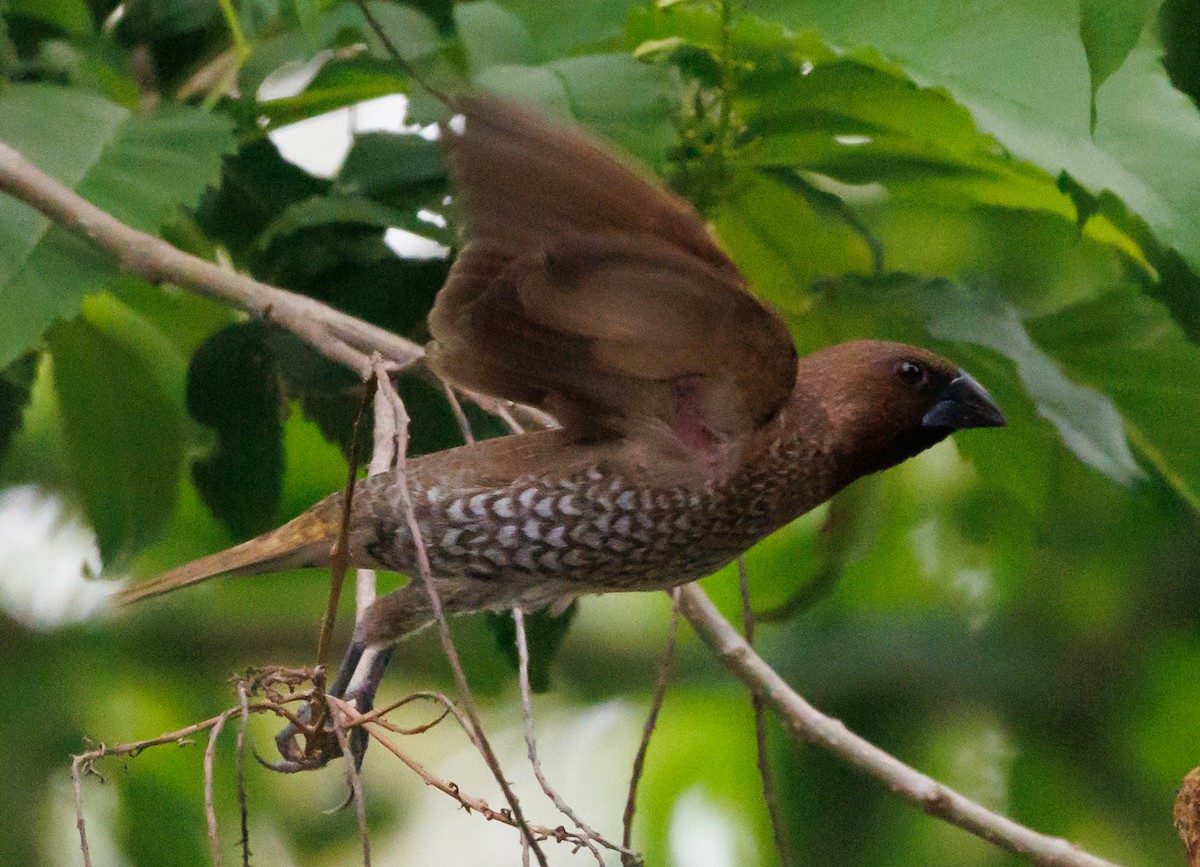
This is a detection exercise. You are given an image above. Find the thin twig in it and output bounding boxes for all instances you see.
[316,373,376,675]
[442,380,476,446]
[677,583,1120,867]
[204,711,233,867]
[737,556,792,866]
[70,755,93,867]
[375,374,548,866]
[622,588,682,866]
[492,402,526,435]
[329,701,372,867]
[356,358,404,622]
[235,683,252,867]
[512,608,610,866]
[349,0,451,104]
[70,698,304,867]
[355,690,454,735]
[458,387,556,432]
[361,721,600,851]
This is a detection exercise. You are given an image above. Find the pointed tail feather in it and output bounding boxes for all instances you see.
[116,496,345,605]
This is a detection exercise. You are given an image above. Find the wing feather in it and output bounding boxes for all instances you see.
[430,96,797,446]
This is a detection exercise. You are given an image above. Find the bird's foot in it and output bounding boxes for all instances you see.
[269,642,394,773]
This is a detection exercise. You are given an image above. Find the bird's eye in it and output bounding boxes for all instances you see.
[895,360,926,386]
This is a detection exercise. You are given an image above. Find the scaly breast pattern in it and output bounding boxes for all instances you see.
[368,432,830,602]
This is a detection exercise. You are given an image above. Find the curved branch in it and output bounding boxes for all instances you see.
[676,584,1119,867]
[0,142,423,377]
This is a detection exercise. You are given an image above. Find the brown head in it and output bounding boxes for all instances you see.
[796,340,1005,485]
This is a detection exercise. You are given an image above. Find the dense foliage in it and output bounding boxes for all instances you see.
[1,0,1198,864]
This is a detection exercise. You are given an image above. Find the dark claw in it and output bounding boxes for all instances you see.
[253,742,326,773]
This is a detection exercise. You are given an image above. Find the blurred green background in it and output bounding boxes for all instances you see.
[1,0,1199,864]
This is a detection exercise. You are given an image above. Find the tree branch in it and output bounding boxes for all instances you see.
[0,142,422,377]
[676,584,1119,867]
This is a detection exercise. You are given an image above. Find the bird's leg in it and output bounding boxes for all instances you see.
[271,640,396,770]
[335,641,395,768]
[270,582,449,770]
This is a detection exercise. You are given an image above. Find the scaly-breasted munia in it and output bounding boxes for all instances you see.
[118,95,1004,738]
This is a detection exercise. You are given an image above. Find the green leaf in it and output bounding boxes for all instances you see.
[195,137,329,262]
[266,331,366,456]
[258,195,450,251]
[546,53,678,168]
[1029,289,1200,511]
[472,52,678,168]
[293,0,321,49]
[6,0,93,35]
[117,0,220,42]
[255,60,410,129]
[240,4,360,98]
[628,4,835,63]
[1092,46,1200,275]
[740,57,1104,231]
[109,276,237,361]
[1161,0,1200,107]
[499,0,641,57]
[472,63,573,118]
[752,0,1092,133]
[48,315,185,562]
[485,603,578,692]
[713,169,875,312]
[1079,0,1162,104]
[358,0,442,62]
[0,16,13,79]
[922,288,1143,486]
[187,322,285,540]
[241,2,439,99]
[0,352,37,464]
[334,132,447,198]
[0,85,235,369]
[454,0,535,76]
[750,0,1200,278]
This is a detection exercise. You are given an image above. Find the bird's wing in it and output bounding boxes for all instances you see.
[429,95,797,446]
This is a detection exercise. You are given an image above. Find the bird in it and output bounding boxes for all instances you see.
[116,94,1005,757]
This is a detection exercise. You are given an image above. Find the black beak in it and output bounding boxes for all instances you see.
[922,372,1006,430]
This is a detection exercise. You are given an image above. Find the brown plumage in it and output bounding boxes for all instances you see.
[117,95,1005,654]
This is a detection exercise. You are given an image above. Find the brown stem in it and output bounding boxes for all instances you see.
[70,756,94,867]
[513,608,623,864]
[677,584,1120,867]
[0,142,419,376]
[360,719,599,851]
[235,684,252,867]
[737,557,793,866]
[329,704,372,867]
[621,588,682,866]
[316,372,375,678]
[204,711,233,867]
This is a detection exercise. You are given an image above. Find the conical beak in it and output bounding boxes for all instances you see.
[922,372,1006,430]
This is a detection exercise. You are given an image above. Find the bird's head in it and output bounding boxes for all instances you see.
[795,340,1005,483]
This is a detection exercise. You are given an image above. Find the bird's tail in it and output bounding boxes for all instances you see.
[116,494,347,605]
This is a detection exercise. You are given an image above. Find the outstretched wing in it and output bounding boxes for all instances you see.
[429,95,796,446]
